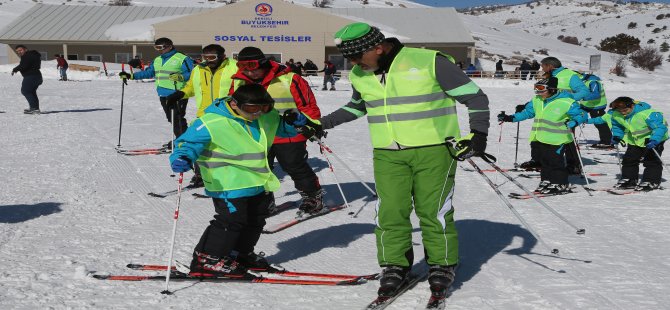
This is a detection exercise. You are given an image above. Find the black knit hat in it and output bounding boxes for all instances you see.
[237,46,265,61]
[535,77,558,90]
[333,23,385,58]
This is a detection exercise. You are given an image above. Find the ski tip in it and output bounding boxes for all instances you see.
[147,193,165,198]
[576,229,586,235]
[160,290,173,295]
[126,263,141,269]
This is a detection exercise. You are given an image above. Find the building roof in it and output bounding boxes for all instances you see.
[0,5,207,43]
[322,8,474,45]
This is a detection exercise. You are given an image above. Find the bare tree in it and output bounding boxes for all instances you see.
[312,0,332,7]
[109,0,132,6]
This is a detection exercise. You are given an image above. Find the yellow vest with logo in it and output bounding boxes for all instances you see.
[187,59,238,117]
[153,53,188,90]
[612,109,669,147]
[529,96,573,145]
[196,108,280,192]
[350,47,460,148]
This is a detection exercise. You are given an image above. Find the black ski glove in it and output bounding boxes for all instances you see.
[119,71,132,80]
[166,91,185,106]
[497,112,514,123]
[455,131,487,160]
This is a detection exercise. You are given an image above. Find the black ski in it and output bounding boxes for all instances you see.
[365,272,428,310]
[148,184,201,198]
[508,188,576,199]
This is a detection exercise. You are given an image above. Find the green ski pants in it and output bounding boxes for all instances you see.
[373,145,458,267]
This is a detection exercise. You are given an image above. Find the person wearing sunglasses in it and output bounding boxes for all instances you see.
[318,22,490,299]
[164,44,237,188]
[118,37,194,149]
[498,77,587,195]
[228,46,324,215]
[168,84,281,276]
[608,97,668,191]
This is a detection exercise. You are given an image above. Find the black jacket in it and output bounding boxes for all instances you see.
[13,50,42,77]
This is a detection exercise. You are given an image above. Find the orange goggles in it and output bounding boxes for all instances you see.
[237,60,262,71]
[240,103,273,114]
[201,54,218,62]
[534,84,549,94]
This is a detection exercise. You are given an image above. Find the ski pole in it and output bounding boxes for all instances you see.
[116,74,127,148]
[570,132,593,195]
[314,139,351,210]
[651,148,670,175]
[487,160,586,235]
[468,159,559,255]
[161,172,184,295]
[314,139,377,198]
[514,122,520,167]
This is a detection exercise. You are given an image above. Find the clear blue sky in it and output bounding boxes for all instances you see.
[411,0,670,9]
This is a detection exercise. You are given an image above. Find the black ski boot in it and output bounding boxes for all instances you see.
[428,265,456,295]
[189,251,247,277]
[298,188,325,214]
[539,183,571,195]
[534,180,550,193]
[635,181,661,191]
[377,266,410,297]
[519,160,541,171]
[236,251,273,271]
[614,178,637,189]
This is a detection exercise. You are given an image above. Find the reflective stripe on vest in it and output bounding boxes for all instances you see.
[581,79,607,108]
[555,69,580,93]
[612,109,669,147]
[196,110,280,192]
[153,53,187,90]
[528,96,573,145]
[350,47,460,148]
[233,73,296,114]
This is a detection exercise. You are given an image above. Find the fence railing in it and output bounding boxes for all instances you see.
[302,69,546,80]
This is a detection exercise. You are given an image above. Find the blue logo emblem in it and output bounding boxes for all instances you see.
[255,3,272,17]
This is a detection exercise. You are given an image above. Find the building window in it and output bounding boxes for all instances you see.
[67,54,78,60]
[115,53,131,64]
[85,54,103,62]
[328,55,351,71]
[38,52,47,61]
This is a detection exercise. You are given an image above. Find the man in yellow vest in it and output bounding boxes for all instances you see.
[498,77,587,193]
[168,84,280,276]
[119,37,194,149]
[610,96,668,191]
[228,47,324,215]
[165,44,237,188]
[317,22,490,299]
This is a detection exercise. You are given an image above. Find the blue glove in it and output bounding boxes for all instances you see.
[293,113,307,126]
[282,111,307,126]
[566,120,578,129]
[171,157,192,173]
[646,139,660,149]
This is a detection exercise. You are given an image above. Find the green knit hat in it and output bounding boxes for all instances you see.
[333,22,385,58]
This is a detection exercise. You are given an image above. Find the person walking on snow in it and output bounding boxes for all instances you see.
[169,84,281,276]
[11,45,42,114]
[317,22,490,298]
[119,37,194,149]
[227,47,325,215]
[55,54,68,81]
[319,60,337,90]
[498,77,587,194]
[165,44,238,188]
[609,97,668,191]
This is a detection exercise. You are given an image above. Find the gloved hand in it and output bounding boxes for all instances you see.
[119,71,132,80]
[166,91,185,104]
[515,104,526,113]
[612,136,624,146]
[11,68,17,76]
[297,123,325,141]
[171,157,192,173]
[565,120,578,129]
[169,73,184,82]
[645,139,660,149]
[282,111,307,126]
[455,131,487,160]
[497,112,514,123]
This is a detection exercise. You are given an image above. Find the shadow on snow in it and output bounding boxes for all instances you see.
[0,202,63,223]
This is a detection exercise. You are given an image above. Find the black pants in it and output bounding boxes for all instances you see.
[621,143,665,183]
[193,192,273,258]
[587,108,612,144]
[21,75,43,110]
[159,97,188,138]
[530,141,542,163]
[564,128,580,170]
[268,141,320,193]
[538,142,569,185]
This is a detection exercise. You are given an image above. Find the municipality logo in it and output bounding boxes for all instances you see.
[255,3,272,16]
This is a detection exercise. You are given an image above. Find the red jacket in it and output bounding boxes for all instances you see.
[229,61,321,144]
[56,56,68,68]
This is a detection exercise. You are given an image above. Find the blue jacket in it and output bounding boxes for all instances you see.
[581,74,604,109]
[169,98,266,199]
[587,102,652,125]
[611,103,668,143]
[512,91,587,125]
[552,67,590,101]
[132,49,194,97]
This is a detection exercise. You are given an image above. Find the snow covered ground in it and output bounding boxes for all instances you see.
[1,65,670,309]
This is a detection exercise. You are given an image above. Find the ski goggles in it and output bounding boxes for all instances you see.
[237,60,263,71]
[533,84,550,94]
[154,44,170,51]
[239,102,273,114]
[201,54,218,62]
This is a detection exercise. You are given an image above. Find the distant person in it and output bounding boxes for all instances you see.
[11,45,42,114]
[519,60,531,80]
[580,73,611,148]
[128,55,143,70]
[530,60,541,79]
[319,60,337,90]
[303,59,318,76]
[294,61,304,76]
[495,59,504,78]
[465,63,477,77]
[118,37,195,149]
[55,54,68,81]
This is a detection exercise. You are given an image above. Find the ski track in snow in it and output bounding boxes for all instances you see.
[1,73,670,309]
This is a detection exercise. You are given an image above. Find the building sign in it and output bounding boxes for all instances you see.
[240,3,289,28]
[214,35,312,42]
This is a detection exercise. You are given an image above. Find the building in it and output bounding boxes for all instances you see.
[0,0,476,70]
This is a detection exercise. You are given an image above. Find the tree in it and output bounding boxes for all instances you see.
[629,46,663,71]
[108,0,131,5]
[599,33,641,55]
[628,22,637,29]
[660,42,670,52]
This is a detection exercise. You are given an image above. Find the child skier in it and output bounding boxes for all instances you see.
[498,77,587,194]
[169,84,280,276]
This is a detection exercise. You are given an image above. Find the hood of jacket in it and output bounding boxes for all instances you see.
[231,60,292,87]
